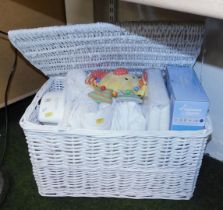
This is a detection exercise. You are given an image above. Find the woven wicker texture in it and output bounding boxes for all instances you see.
[8,23,211,200]
[8,22,204,76]
[20,77,211,199]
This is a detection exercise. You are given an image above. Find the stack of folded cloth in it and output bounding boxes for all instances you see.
[143,69,170,130]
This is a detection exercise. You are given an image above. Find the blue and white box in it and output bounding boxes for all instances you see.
[166,66,209,130]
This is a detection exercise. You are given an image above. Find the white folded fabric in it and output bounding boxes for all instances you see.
[111,101,146,130]
[143,69,170,130]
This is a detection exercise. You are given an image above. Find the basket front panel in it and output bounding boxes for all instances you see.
[32,166,197,199]
[25,130,207,171]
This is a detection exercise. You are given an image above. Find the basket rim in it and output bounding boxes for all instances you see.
[19,77,212,138]
[20,118,212,138]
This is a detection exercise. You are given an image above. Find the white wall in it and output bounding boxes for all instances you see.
[194,18,223,161]
[65,0,93,23]
[195,63,223,161]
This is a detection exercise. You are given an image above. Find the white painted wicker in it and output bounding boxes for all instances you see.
[8,23,212,200]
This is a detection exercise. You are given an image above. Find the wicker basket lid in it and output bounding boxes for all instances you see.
[8,22,204,77]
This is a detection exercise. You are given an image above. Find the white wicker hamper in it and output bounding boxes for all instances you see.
[8,23,212,200]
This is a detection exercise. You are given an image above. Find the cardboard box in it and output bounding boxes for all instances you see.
[167,66,209,130]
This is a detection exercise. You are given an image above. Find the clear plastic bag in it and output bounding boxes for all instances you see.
[58,71,97,130]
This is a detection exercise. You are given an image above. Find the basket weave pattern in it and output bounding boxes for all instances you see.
[9,23,204,76]
[8,23,211,199]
